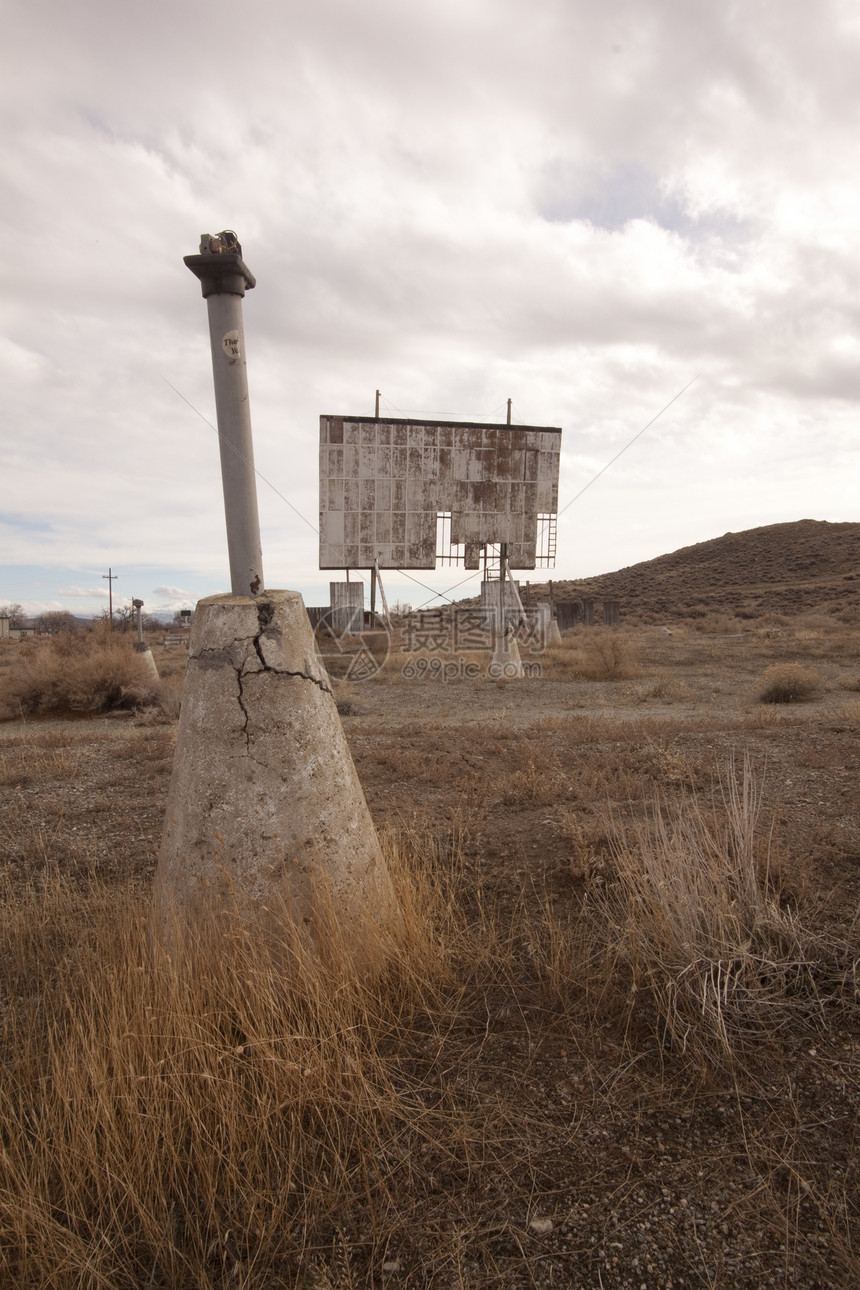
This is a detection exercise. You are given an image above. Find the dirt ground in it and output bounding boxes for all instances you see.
[2,624,859,1288]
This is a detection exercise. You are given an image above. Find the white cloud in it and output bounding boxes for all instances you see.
[57,586,110,600]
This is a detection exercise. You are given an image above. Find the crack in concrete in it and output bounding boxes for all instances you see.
[236,660,252,749]
[195,640,256,659]
[235,598,330,751]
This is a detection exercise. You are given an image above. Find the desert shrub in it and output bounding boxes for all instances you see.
[579,630,639,681]
[757,663,822,704]
[694,613,745,635]
[160,670,184,713]
[537,630,639,682]
[634,677,696,705]
[0,632,161,717]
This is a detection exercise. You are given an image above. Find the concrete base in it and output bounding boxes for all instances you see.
[546,619,563,647]
[480,577,522,632]
[152,591,398,967]
[490,630,524,679]
[133,642,160,680]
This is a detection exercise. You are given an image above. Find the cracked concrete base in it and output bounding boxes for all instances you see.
[133,643,160,681]
[152,590,399,966]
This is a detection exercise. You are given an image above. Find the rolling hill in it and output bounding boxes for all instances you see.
[517,519,860,623]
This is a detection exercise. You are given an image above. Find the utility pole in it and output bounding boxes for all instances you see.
[506,398,512,425]
[184,231,264,598]
[375,389,381,418]
[102,568,118,630]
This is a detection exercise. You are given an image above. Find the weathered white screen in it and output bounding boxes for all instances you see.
[319,417,561,570]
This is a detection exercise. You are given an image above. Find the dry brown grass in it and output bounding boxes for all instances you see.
[757,663,823,704]
[693,613,748,635]
[537,630,639,682]
[2,608,859,1286]
[584,758,823,1068]
[491,755,831,1075]
[0,628,162,718]
[579,630,639,680]
[2,753,844,1287]
[0,836,495,1289]
[156,671,184,720]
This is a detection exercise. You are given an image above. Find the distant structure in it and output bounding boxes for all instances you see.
[0,614,36,639]
[319,414,562,654]
[319,416,561,572]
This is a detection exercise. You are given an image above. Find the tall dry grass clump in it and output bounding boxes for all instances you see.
[578,758,821,1067]
[0,836,513,1289]
[465,757,826,1078]
[0,627,161,717]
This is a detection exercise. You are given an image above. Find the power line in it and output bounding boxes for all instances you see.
[395,565,483,609]
[557,375,699,522]
[378,394,510,423]
[393,568,460,605]
[163,378,368,587]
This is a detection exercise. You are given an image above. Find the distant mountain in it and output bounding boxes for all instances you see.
[513,520,860,623]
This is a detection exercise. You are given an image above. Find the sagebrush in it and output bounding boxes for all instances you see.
[757,662,822,704]
[0,629,162,716]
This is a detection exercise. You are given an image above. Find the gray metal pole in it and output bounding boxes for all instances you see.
[133,598,144,646]
[184,232,264,598]
[498,542,508,642]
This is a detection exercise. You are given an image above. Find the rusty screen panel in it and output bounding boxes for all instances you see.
[319,417,561,570]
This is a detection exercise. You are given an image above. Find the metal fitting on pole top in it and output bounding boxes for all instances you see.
[184,230,256,299]
[185,230,264,598]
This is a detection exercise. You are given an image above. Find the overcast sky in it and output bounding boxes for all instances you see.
[2,0,858,619]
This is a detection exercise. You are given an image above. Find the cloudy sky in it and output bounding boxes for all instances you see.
[2,0,858,619]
